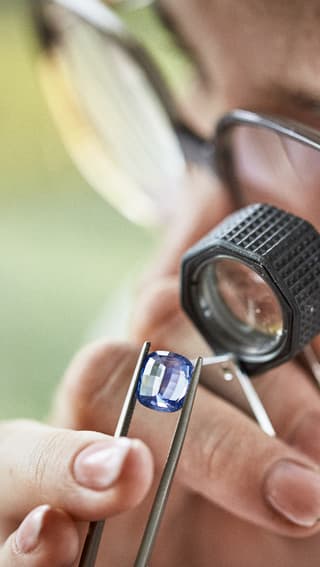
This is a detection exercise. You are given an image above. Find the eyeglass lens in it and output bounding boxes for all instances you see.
[222,124,320,360]
[229,125,320,231]
[39,2,185,225]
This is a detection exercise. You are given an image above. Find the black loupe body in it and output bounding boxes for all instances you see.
[181,204,320,374]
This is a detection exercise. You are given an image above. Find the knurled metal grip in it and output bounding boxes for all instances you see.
[181,203,320,374]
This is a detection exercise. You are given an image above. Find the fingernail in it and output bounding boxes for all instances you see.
[15,505,50,553]
[264,460,320,527]
[73,438,133,490]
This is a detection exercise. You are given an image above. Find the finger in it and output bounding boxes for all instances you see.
[253,360,320,462]
[131,277,320,464]
[0,421,153,523]
[0,506,79,567]
[54,340,320,537]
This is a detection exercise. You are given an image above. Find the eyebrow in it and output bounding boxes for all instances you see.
[290,90,320,111]
[252,81,320,123]
[273,83,320,114]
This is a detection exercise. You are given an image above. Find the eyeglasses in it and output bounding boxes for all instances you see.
[214,111,320,234]
[31,0,199,225]
[32,0,320,233]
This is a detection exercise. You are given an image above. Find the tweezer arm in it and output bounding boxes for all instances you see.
[79,341,151,567]
[134,357,203,567]
[200,354,275,437]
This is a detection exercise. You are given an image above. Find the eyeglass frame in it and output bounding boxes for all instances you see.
[32,0,320,198]
[213,110,320,206]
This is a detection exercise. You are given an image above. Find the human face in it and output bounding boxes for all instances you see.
[161,0,320,125]
[33,0,320,232]
[158,0,320,234]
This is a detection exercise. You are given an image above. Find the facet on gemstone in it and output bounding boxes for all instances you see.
[137,351,194,412]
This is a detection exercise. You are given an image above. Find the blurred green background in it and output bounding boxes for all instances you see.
[0,2,156,420]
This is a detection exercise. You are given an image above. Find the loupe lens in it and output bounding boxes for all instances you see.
[199,257,283,355]
[182,204,320,373]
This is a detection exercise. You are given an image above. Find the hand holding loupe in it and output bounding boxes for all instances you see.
[80,203,320,566]
[181,203,320,433]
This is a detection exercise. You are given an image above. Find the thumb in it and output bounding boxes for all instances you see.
[0,420,153,523]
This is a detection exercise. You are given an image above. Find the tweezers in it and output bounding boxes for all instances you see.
[79,341,203,567]
[78,338,320,566]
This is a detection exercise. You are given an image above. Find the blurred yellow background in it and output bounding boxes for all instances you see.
[0,2,155,419]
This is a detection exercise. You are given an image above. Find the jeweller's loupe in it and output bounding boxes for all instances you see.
[181,203,320,436]
[181,203,320,375]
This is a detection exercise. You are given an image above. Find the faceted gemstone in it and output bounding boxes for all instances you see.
[137,351,194,412]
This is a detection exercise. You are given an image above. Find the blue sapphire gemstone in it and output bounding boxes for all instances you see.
[137,351,194,412]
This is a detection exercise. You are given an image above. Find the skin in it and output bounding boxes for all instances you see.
[3,0,320,565]
[0,420,153,566]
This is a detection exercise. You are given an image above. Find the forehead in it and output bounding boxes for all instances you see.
[163,0,320,113]
[212,4,320,91]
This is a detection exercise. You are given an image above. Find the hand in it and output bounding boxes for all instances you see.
[51,177,320,566]
[0,419,153,566]
[51,340,320,566]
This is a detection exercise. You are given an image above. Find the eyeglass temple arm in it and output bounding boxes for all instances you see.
[175,123,215,170]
